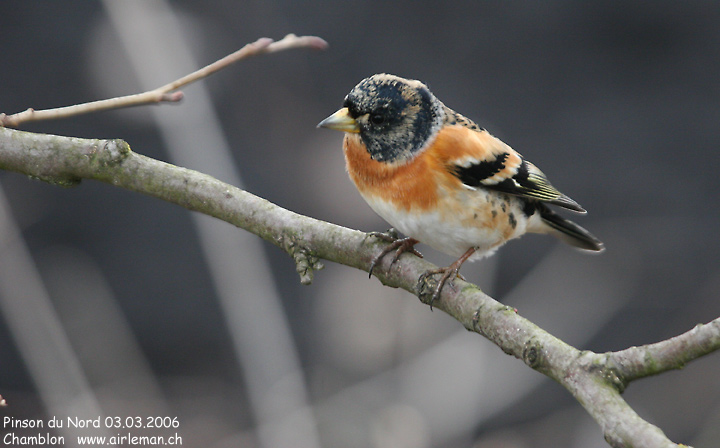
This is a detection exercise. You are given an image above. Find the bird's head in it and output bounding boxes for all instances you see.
[318,74,445,163]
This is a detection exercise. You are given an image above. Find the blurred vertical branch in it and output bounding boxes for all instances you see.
[0,182,112,448]
[93,5,327,447]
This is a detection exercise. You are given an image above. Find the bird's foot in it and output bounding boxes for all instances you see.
[367,227,400,243]
[418,266,460,310]
[417,247,476,310]
[367,229,422,277]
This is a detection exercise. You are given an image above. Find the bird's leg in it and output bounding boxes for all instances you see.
[419,247,477,310]
[367,229,422,277]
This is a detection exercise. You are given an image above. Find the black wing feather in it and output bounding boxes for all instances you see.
[452,157,586,213]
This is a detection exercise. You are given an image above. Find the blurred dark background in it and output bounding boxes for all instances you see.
[1,2,720,447]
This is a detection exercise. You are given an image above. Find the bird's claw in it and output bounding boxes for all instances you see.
[368,230,422,278]
[418,267,460,310]
[417,246,476,310]
[367,228,400,242]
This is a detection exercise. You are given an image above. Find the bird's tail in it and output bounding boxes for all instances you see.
[535,203,604,252]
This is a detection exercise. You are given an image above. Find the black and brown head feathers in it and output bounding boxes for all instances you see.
[322,74,446,163]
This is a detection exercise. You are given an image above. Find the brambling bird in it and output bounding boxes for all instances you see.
[318,74,603,305]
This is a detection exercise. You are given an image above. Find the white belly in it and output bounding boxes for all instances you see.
[361,190,531,260]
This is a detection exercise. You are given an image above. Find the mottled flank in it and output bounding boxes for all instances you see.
[521,200,536,217]
[508,212,517,229]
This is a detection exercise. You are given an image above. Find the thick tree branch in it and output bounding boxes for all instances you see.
[0,126,709,447]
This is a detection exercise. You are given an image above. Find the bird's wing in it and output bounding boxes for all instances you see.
[435,124,586,213]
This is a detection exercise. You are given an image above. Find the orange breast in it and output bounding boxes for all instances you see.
[343,135,440,211]
[342,126,529,255]
[343,125,512,212]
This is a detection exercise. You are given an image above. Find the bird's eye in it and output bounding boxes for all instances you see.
[370,113,385,125]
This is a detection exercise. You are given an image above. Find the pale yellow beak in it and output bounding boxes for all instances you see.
[317,107,360,133]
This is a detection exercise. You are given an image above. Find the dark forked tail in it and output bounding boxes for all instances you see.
[537,203,604,252]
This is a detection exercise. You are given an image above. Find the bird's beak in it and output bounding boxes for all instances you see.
[317,107,360,133]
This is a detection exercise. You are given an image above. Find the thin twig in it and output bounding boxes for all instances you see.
[0,34,328,128]
[610,316,720,383]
